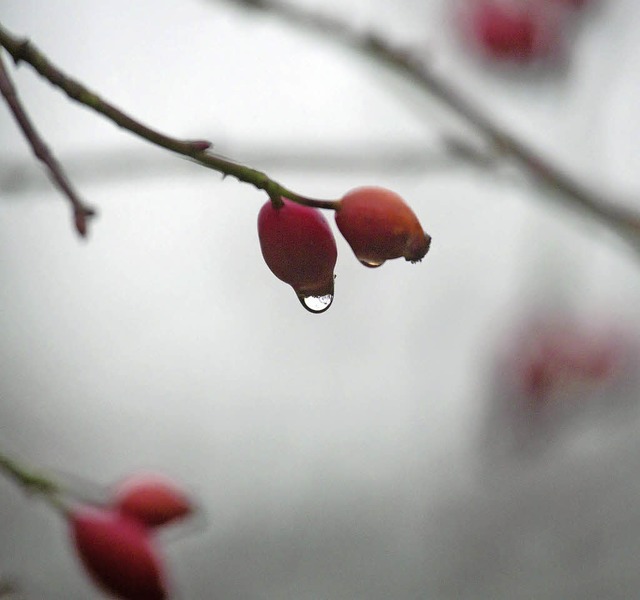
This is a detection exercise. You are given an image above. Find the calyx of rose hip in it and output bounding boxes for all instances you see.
[258,198,338,312]
[335,186,431,267]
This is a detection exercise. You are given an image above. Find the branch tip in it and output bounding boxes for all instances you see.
[187,139,212,152]
[74,207,96,238]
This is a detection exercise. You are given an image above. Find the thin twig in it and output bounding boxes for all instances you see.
[0,50,95,237]
[0,578,19,599]
[221,0,640,248]
[0,23,340,212]
[0,451,66,514]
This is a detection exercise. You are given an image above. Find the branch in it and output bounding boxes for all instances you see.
[221,0,640,249]
[0,450,66,514]
[0,50,96,236]
[0,23,339,212]
[0,578,20,599]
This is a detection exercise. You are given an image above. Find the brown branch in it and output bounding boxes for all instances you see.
[222,0,640,249]
[0,23,340,212]
[0,50,95,237]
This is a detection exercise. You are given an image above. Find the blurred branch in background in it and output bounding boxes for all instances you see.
[0,138,501,196]
[0,577,23,599]
[217,0,640,251]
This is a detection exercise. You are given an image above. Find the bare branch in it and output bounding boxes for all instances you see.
[0,50,95,237]
[221,0,640,249]
[0,23,339,211]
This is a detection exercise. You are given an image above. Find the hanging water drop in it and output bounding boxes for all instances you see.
[359,259,385,268]
[296,292,334,314]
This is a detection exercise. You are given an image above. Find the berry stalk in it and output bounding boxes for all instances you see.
[0,450,66,513]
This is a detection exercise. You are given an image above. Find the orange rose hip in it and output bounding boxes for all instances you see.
[335,186,431,267]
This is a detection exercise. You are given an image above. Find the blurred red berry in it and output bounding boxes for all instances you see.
[521,356,555,403]
[114,474,192,528]
[539,326,622,381]
[70,507,167,600]
[463,1,562,62]
[506,318,626,408]
[335,186,430,267]
[258,199,337,302]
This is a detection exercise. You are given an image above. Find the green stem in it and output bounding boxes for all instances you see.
[0,451,67,515]
[0,22,340,211]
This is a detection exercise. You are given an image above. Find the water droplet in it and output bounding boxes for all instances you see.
[296,292,333,314]
[359,259,385,268]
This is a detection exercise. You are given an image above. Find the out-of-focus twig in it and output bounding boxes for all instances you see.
[0,50,95,237]
[221,0,640,248]
[0,140,501,195]
[0,23,339,212]
[0,578,19,599]
[0,450,65,514]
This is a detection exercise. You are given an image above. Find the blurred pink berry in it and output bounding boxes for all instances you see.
[114,474,193,528]
[461,1,563,62]
[507,319,626,407]
[70,507,167,600]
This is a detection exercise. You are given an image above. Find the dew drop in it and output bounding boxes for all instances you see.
[359,259,385,268]
[296,292,334,314]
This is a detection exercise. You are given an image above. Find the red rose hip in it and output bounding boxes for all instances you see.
[335,186,430,267]
[70,507,167,600]
[258,199,337,313]
[114,473,193,528]
[463,1,562,62]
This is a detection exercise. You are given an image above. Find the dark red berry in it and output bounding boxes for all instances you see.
[70,507,167,600]
[258,199,337,299]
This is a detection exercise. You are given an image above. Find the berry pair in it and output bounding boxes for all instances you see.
[69,474,192,600]
[257,187,431,313]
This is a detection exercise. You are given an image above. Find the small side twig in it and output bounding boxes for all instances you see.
[0,23,340,212]
[0,50,95,237]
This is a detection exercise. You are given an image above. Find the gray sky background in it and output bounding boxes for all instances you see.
[2,0,640,598]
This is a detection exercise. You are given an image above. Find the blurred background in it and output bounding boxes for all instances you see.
[2,0,640,597]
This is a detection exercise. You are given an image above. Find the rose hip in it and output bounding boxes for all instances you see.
[462,1,563,62]
[70,507,167,600]
[258,199,337,308]
[335,186,430,267]
[114,474,192,528]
